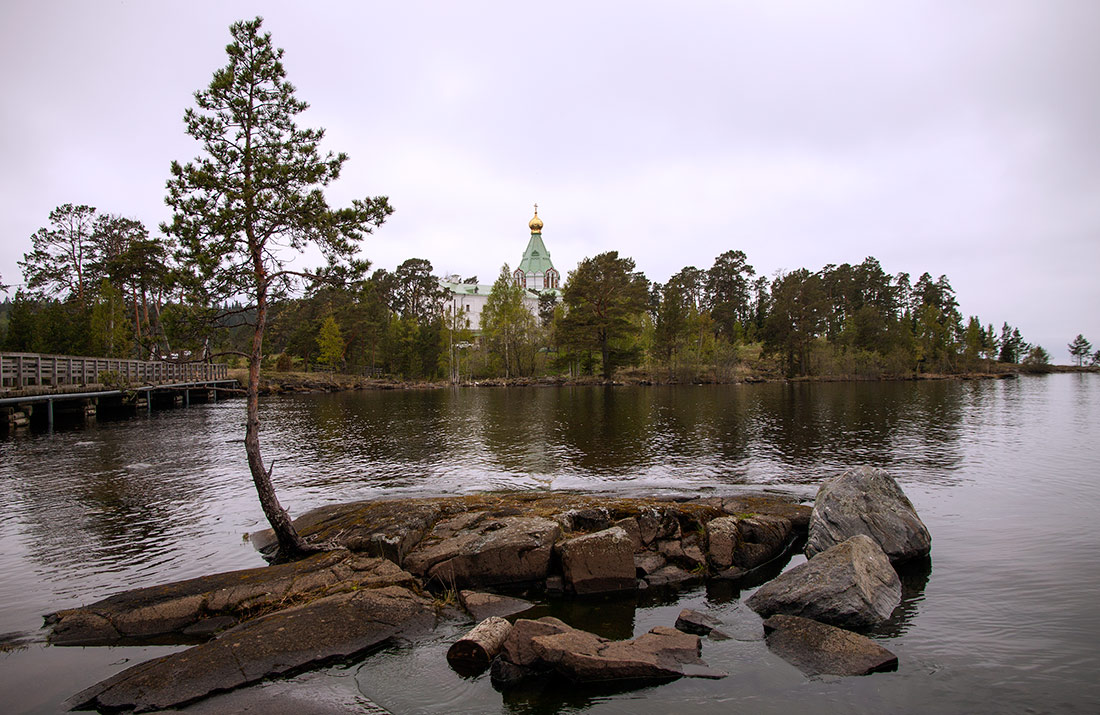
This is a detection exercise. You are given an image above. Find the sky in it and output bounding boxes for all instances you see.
[1,0,1098,361]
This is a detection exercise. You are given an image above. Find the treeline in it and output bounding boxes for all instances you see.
[645,252,1051,379]
[1,203,1055,381]
[1,204,176,360]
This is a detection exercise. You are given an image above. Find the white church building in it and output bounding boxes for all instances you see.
[441,206,561,331]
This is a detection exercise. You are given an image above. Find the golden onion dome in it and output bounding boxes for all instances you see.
[529,203,543,233]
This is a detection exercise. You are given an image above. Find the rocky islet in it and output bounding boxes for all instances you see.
[47,468,928,711]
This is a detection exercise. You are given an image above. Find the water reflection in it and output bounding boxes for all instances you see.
[246,381,977,493]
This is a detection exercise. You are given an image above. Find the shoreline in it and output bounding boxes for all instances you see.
[235,365,1098,395]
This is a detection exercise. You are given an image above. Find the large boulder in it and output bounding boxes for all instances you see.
[745,534,901,628]
[560,526,637,594]
[806,466,931,563]
[404,513,560,589]
[763,614,898,676]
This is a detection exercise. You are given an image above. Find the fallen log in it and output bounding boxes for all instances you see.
[447,616,513,674]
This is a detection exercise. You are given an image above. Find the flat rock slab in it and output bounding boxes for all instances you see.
[533,624,726,682]
[745,534,901,628]
[763,614,898,676]
[65,585,434,713]
[806,465,931,563]
[45,550,414,646]
[499,616,725,684]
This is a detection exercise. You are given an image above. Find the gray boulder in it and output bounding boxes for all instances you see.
[404,514,560,588]
[560,526,638,594]
[806,466,931,563]
[763,614,898,676]
[745,535,901,628]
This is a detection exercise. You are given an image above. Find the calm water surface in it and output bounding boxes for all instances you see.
[1,376,1098,713]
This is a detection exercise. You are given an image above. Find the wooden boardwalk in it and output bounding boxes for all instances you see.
[1,352,234,429]
[1,351,228,393]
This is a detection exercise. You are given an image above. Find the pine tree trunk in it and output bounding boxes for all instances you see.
[244,280,314,562]
[600,329,611,380]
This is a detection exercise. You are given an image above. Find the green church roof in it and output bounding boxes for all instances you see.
[517,231,556,275]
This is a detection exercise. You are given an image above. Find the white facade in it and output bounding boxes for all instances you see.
[441,207,560,332]
[441,280,543,332]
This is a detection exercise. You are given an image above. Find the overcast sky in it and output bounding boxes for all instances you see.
[2,1,1097,360]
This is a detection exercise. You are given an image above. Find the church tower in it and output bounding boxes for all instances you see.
[513,204,559,291]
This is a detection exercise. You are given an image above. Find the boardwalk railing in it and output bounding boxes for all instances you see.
[0,352,229,390]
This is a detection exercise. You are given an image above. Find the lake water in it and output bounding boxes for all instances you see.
[1,375,1098,713]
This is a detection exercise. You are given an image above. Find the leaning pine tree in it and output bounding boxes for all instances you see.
[164,17,392,561]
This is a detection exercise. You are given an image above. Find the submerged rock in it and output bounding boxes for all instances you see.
[806,466,931,563]
[745,535,901,628]
[763,614,898,676]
